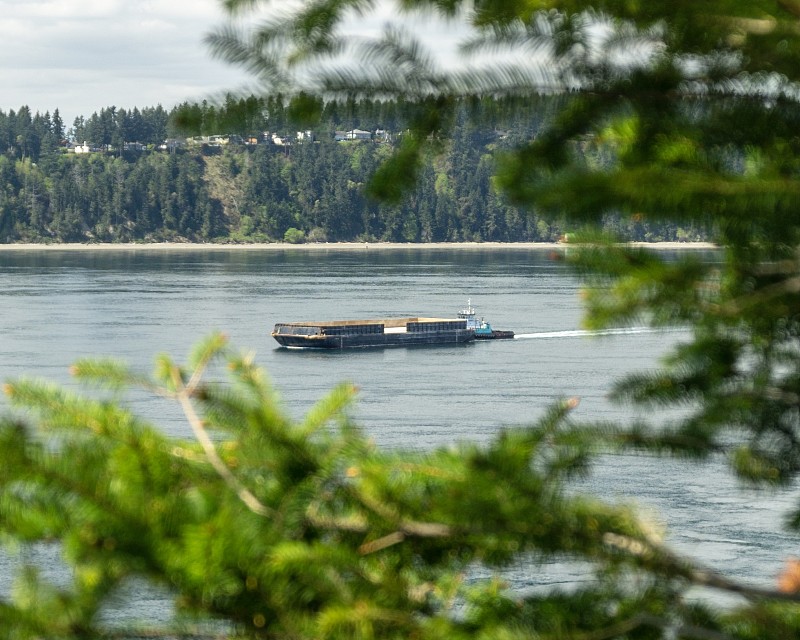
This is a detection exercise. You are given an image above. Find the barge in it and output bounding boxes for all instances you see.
[272,301,514,349]
[272,317,474,349]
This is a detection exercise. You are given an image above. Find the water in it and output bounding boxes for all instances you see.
[0,246,796,622]
[0,247,665,442]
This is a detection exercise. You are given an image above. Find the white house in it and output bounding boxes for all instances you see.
[346,129,371,140]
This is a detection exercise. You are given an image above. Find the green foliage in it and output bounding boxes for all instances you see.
[307,226,329,243]
[0,337,687,638]
[0,99,536,243]
[203,0,800,489]
[1,96,706,244]
[4,0,800,637]
[184,0,800,636]
[287,93,325,128]
[3,333,798,638]
[283,227,306,243]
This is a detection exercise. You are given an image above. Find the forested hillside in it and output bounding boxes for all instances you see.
[0,98,708,243]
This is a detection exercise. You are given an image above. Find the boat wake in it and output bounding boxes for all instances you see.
[514,327,672,340]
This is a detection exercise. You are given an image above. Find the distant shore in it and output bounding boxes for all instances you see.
[0,241,717,252]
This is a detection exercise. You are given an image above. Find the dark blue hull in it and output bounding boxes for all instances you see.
[273,329,475,349]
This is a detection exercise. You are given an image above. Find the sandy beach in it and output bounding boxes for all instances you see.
[0,241,717,252]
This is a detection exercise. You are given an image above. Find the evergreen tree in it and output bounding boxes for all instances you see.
[9,1,785,638]
[0,96,721,244]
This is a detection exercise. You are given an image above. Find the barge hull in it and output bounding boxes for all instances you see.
[273,329,475,349]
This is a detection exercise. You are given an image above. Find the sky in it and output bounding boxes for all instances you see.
[0,0,465,129]
[0,0,258,126]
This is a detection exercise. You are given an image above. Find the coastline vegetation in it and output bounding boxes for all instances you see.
[0,98,708,245]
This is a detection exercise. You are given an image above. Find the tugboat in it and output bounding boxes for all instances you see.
[458,299,515,340]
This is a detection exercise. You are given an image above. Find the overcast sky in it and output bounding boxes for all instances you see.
[0,0,466,129]
[0,0,262,125]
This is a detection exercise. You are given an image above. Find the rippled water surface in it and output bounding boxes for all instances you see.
[0,246,795,622]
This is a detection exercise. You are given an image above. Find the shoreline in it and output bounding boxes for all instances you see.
[0,241,717,252]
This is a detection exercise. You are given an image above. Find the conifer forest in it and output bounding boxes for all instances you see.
[0,98,707,244]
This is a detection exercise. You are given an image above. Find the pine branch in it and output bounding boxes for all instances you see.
[169,363,272,518]
[563,612,734,640]
[100,630,228,640]
[778,0,800,19]
[304,502,453,547]
[603,532,800,603]
[714,273,800,318]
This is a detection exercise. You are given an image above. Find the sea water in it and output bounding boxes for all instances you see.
[0,246,795,623]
